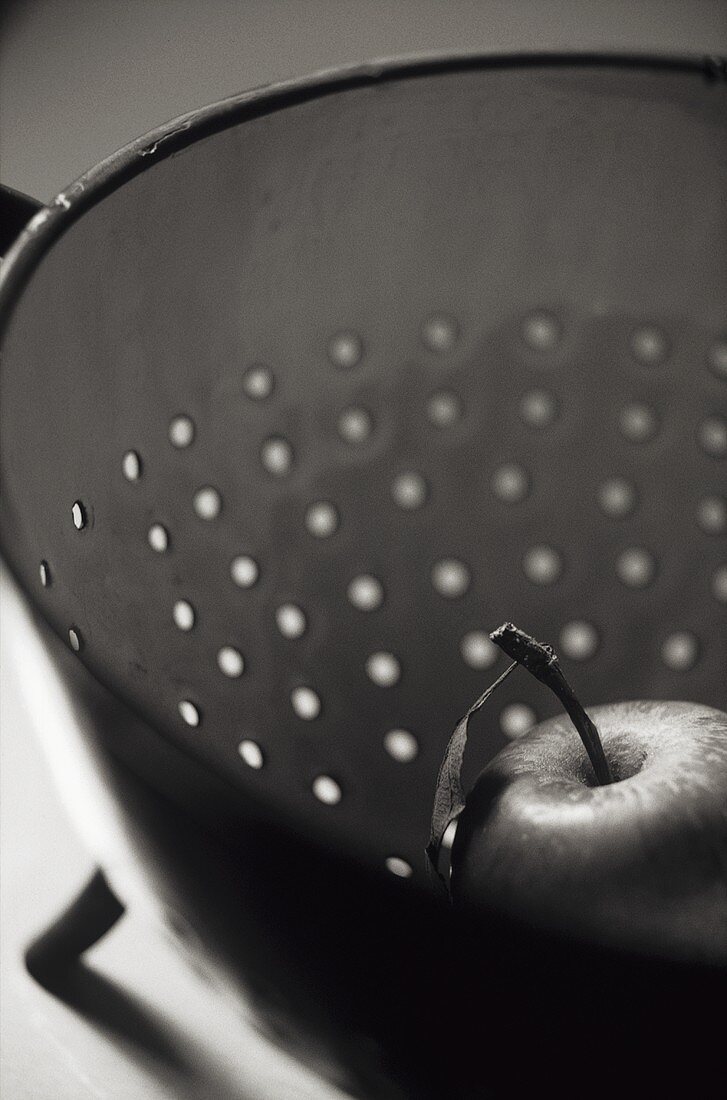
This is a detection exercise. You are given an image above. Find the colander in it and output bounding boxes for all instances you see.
[1,53,726,1099]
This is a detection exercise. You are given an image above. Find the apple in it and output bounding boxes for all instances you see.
[448,694,727,964]
[429,623,727,965]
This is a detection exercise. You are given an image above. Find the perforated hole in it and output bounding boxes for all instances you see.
[598,478,637,518]
[460,631,498,669]
[391,471,428,510]
[712,564,727,603]
[261,436,294,476]
[231,555,259,588]
[630,326,668,365]
[697,496,726,535]
[366,652,402,687]
[520,389,558,428]
[242,365,274,400]
[619,403,659,443]
[276,603,307,639]
[312,775,342,805]
[427,390,463,427]
[616,547,657,588]
[305,501,339,538]
[491,463,530,503]
[193,486,222,520]
[238,739,264,769]
[698,416,727,458]
[661,632,699,671]
[522,311,560,351]
[338,406,373,443]
[431,558,471,598]
[68,626,82,652]
[421,313,458,352]
[71,501,87,530]
[178,699,200,727]
[708,338,727,380]
[385,856,413,878]
[383,729,419,763]
[169,415,195,448]
[560,620,599,661]
[328,331,362,369]
[441,821,458,850]
[500,703,537,739]
[522,545,563,585]
[347,574,384,611]
[145,523,169,555]
[173,599,195,631]
[39,561,51,587]
[217,646,245,677]
[291,686,321,720]
[122,450,142,481]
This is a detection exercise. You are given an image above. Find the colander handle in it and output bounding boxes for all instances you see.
[0,184,42,259]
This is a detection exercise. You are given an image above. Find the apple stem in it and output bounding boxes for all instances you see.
[490,623,614,786]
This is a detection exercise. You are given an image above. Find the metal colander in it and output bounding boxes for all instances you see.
[1,53,726,1099]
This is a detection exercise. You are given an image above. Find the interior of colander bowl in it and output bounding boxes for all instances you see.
[1,58,725,891]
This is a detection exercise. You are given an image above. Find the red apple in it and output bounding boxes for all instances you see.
[450,699,727,964]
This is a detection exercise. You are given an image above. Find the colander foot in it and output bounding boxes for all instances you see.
[25,868,124,985]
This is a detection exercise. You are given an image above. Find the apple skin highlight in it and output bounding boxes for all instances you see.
[450,701,727,965]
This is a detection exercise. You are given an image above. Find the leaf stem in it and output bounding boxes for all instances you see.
[490,622,613,786]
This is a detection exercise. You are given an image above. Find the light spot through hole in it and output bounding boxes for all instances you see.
[427,390,463,427]
[231,555,259,588]
[122,450,142,481]
[291,686,321,720]
[68,627,82,652]
[179,699,200,727]
[385,857,412,878]
[148,523,169,553]
[598,478,637,518]
[522,545,563,586]
[243,365,274,400]
[312,775,342,805]
[421,313,458,352]
[697,496,726,535]
[305,501,339,538]
[338,406,373,443]
[630,326,668,365]
[431,558,471,598]
[384,729,419,763]
[169,415,195,448]
[616,547,656,588]
[520,389,558,428]
[491,463,530,503]
[347,574,384,611]
[173,599,195,631]
[391,471,428,510]
[328,331,362,369]
[39,561,51,587]
[500,703,536,739]
[522,311,560,351]
[698,416,727,458]
[619,403,658,443]
[218,646,245,677]
[661,632,699,671]
[276,603,307,639]
[560,621,599,661]
[366,652,401,688]
[238,739,264,768]
[460,631,498,669]
[193,486,222,520]
[72,501,86,530]
[261,436,294,476]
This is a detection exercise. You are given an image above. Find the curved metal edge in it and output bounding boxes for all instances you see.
[0,49,724,329]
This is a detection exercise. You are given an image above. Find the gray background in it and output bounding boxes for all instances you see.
[2,2,726,1098]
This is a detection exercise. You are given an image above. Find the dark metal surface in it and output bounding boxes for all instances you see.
[1,54,726,1097]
